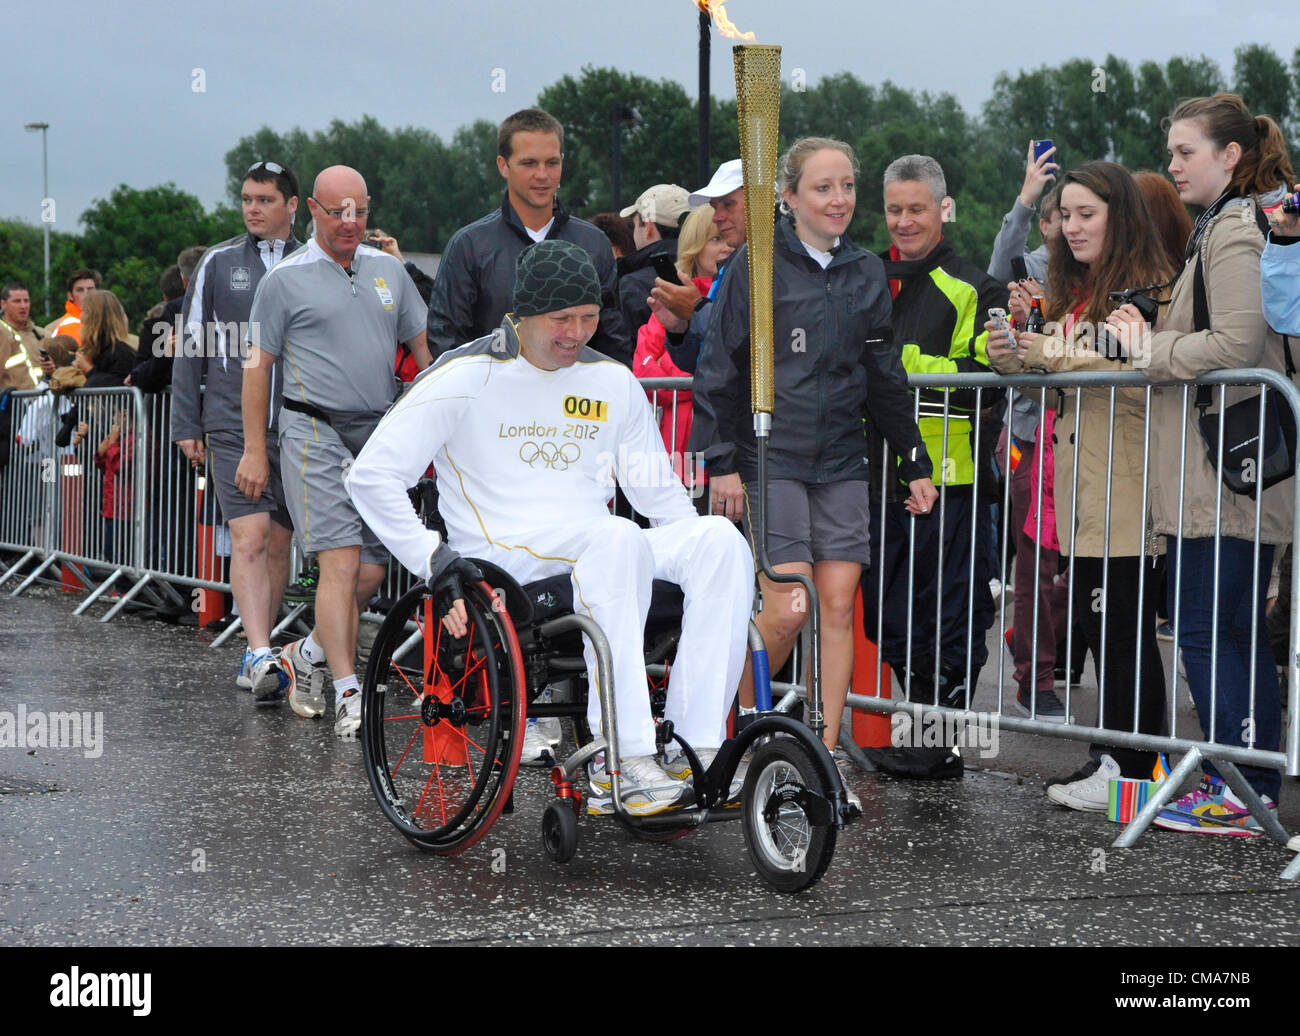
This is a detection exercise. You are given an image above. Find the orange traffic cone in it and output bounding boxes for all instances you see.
[851,589,893,748]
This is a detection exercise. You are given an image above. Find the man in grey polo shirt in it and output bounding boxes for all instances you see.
[238,165,430,739]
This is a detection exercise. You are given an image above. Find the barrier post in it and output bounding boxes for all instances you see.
[59,452,86,593]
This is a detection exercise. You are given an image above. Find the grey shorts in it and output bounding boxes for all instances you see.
[206,430,293,529]
[279,432,387,565]
[742,478,870,566]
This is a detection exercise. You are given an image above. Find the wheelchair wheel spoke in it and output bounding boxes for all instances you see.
[363,581,526,855]
[391,724,422,778]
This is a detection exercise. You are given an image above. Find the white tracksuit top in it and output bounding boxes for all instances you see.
[346,319,698,581]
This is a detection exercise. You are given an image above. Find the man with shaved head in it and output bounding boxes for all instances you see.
[239,165,431,739]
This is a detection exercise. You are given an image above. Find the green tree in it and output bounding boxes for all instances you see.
[224,116,460,251]
[78,183,241,323]
[1232,44,1293,137]
[0,220,83,325]
[538,66,709,214]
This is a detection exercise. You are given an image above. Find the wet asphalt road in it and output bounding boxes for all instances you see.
[2,585,1299,947]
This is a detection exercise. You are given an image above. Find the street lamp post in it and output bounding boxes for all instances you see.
[610,103,641,211]
[698,7,711,188]
[23,121,50,318]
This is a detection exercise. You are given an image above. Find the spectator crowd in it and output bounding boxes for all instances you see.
[2,93,1299,835]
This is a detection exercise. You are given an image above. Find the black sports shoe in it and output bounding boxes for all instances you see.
[283,564,319,604]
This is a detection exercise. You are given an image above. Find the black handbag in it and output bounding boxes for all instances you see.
[1190,204,1297,498]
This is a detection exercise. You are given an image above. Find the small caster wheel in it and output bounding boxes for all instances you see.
[542,800,578,863]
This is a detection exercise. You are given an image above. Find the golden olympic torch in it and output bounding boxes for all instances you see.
[732,42,826,731]
[732,43,780,420]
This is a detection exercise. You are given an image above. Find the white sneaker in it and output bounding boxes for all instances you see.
[1045,753,1120,812]
[250,652,289,705]
[835,761,863,812]
[1288,834,1300,853]
[663,748,745,804]
[236,649,254,691]
[536,686,562,747]
[519,720,555,767]
[334,689,362,740]
[587,754,690,816]
[281,639,327,719]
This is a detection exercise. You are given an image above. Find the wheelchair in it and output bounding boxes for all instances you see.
[360,487,859,893]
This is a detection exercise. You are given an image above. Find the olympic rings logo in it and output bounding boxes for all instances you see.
[518,440,581,470]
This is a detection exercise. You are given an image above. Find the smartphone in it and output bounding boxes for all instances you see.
[40,349,51,361]
[652,254,683,286]
[1010,257,1028,282]
[987,308,1010,334]
[1033,139,1055,164]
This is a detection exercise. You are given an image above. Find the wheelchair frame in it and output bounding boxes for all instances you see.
[360,563,859,893]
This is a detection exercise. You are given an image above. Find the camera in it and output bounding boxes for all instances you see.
[1097,286,1162,359]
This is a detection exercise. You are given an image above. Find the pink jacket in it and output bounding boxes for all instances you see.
[632,275,711,488]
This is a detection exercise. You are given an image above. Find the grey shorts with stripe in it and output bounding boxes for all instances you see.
[206,429,293,529]
[279,432,387,564]
[742,478,870,566]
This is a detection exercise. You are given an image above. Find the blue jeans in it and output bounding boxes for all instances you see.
[1166,537,1280,799]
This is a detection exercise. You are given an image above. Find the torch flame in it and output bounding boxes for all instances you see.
[694,0,757,41]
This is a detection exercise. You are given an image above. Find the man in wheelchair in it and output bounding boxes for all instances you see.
[346,240,755,815]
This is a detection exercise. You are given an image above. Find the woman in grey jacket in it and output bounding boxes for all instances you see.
[693,137,937,794]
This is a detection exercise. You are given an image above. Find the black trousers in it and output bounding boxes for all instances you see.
[862,490,995,678]
[1071,555,1167,777]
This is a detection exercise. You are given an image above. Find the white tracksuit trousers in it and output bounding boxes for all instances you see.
[475,514,753,758]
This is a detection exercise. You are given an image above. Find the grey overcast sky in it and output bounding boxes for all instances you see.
[1,0,1285,231]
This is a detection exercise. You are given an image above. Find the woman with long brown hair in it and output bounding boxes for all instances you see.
[1108,93,1295,834]
[74,289,136,387]
[988,160,1176,810]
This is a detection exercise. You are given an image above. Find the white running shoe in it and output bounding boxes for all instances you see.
[587,754,691,816]
[250,652,289,705]
[536,685,562,747]
[281,639,327,719]
[236,649,254,691]
[334,689,362,740]
[835,761,863,812]
[1045,753,1120,812]
[519,720,555,767]
[663,748,745,804]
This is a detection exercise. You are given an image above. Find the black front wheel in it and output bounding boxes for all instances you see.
[741,737,837,893]
[542,800,579,863]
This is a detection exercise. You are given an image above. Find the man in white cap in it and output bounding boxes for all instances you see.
[616,183,691,337]
[648,159,744,375]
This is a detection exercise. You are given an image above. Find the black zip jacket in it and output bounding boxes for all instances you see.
[691,215,931,485]
[617,237,678,341]
[427,192,629,366]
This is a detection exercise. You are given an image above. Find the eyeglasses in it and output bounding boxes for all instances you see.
[309,197,370,220]
[247,161,286,175]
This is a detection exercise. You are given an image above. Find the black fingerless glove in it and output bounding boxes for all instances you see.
[426,543,483,621]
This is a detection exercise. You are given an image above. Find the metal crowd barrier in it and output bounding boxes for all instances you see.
[5,372,1297,876]
[3,386,153,617]
[845,369,1299,870]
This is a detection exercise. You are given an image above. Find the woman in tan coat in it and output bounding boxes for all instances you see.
[1107,94,1294,834]
[988,161,1175,811]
